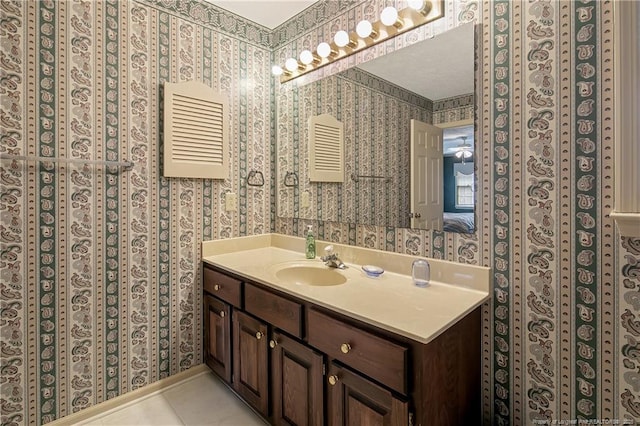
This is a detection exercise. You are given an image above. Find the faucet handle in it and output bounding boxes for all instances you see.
[324,245,335,255]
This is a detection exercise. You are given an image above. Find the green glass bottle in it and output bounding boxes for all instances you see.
[305,225,316,259]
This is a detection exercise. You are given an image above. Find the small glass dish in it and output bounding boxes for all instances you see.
[361,265,384,278]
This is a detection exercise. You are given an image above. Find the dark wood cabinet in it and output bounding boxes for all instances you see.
[233,310,269,417]
[203,262,481,426]
[203,294,232,383]
[327,362,408,426]
[270,330,324,426]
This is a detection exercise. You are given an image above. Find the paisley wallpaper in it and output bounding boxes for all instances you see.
[278,68,443,229]
[0,0,639,425]
[0,0,272,424]
[273,0,640,424]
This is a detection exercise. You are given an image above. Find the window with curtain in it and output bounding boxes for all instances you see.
[455,172,474,208]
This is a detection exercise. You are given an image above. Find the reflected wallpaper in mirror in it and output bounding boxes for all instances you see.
[276,23,475,232]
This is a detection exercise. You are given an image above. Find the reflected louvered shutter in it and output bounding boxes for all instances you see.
[309,114,344,182]
[163,81,229,179]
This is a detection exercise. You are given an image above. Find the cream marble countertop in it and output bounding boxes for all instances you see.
[202,234,490,344]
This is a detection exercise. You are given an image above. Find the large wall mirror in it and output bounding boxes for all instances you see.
[276,22,475,233]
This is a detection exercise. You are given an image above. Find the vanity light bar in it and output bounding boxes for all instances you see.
[274,0,444,83]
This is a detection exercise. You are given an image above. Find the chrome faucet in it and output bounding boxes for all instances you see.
[321,245,346,269]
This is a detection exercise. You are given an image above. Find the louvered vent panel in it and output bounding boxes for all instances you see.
[164,81,229,179]
[309,114,344,182]
[313,124,341,171]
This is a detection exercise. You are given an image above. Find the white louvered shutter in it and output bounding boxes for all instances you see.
[163,81,229,179]
[309,114,344,182]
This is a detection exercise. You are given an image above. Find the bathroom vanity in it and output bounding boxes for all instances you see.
[202,234,490,426]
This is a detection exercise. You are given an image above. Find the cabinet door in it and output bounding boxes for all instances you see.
[233,311,269,416]
[203,295,232,383]
[271,331,324,426]
[327,362,408,426]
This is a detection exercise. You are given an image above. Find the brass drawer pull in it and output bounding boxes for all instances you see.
[219,311,225,318]
[269,339,278,348]
[213,284,221,291]
[340,343,351,354]
[255,331,263,340]
[328,375,339,386]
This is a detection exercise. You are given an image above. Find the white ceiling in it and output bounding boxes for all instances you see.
[356,22,475,101]
[205,0,317,29]
[443,124,475,155]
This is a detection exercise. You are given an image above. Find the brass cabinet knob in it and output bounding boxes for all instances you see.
[269,340,278,348]
[213,284,220,291]
[340,343,351,354]
[219,311,225,318]
[255,331,263,340]
[328,375,339,386]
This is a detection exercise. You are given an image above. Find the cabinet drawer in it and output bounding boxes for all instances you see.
[203,266,242,308]
[307,308,408,395]
[245,284,303,338]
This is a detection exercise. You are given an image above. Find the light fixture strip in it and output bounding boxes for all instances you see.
[277,0,444,83]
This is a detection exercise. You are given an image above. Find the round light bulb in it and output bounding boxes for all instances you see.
[271,65,283,76]
[334,30,351,48]
[380,6,399,26]
[299,50,314,65]
[285,58,298,72]
[408,0,431,15]
[408,0,425,10]
[317,42,331,58]
[356,20,374,38]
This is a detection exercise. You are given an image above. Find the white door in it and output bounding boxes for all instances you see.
[410,120,443,230]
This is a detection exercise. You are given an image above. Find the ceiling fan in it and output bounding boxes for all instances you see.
[454,136,472,164]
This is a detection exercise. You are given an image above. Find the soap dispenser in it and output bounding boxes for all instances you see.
[305,225,316,259]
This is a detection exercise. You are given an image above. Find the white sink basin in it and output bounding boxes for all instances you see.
[273,264,347,287]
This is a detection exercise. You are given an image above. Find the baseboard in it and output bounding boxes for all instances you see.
[48,364,210,426]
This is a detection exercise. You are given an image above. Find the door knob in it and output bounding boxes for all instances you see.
[219,311,225,318]
[328,375,339,386]
[340,343,351,354]
[255,331,263,340]
[269,339,278,348]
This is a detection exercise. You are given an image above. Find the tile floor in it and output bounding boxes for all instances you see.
[78,372,267,426]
